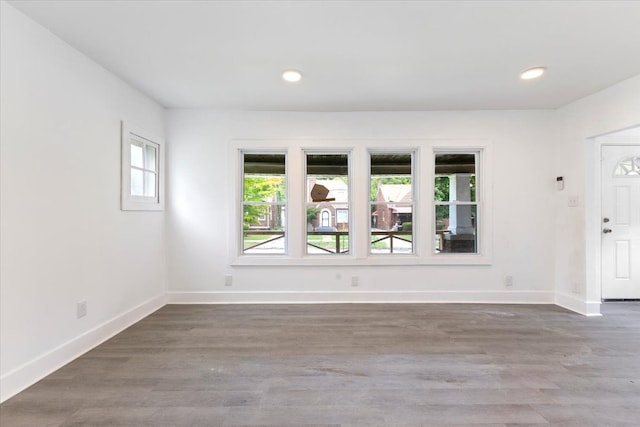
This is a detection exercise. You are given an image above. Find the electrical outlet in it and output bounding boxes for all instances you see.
[568,195,580,207]
[77,300,87,319]
[224,275,233,286]
[572,281,580,294]
[504,275,513,288]
[351,275,359,287]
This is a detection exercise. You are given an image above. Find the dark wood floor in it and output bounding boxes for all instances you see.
[2,302,639,426]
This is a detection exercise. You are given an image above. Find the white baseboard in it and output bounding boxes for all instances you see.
[0,293,167,403]
[167,290,555,305]
[555,292,602,316]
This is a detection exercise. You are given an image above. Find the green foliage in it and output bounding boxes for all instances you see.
[434,176,449,202]
[243,176,284,202]
[243,176,284,226]
[434,175,450,222]
[243,205,267,227]
[401,222,412,231]
[306,206,320,223]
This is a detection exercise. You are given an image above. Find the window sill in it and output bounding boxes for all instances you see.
[230,254,492,267]
[121,198,165,211]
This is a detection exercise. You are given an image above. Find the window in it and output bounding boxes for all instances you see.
[370,152,414,254]
[306,153,350,254]
[321,210,331,227]
[434,152,478,253]
[121,122,164,211]
[130,140,157,197]
[614,156,640,176]
[232,141,490,265]
[241,153,286,255]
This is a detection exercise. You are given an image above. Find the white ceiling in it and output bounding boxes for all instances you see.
[8,0,640,111]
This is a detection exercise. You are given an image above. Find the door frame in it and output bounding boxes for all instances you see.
[586,126,640,305]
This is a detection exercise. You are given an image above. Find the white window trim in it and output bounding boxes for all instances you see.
[229,139,492,266]
[121,121,165,211]
[429,144,492,264]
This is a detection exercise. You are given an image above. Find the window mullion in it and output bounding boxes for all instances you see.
[352,147,369,259]
[286,147,304,258]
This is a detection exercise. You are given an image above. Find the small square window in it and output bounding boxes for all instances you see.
[121,122,164,211]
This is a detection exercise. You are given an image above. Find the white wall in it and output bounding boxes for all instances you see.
[0,2,167,401]
[165,110,557,303]
[554,75,640,315]
[3,0,637,403]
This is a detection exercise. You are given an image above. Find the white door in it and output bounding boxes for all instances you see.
[601,145,640,299]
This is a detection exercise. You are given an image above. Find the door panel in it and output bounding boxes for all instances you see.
[615,240,630,279]
[615,186,630,224]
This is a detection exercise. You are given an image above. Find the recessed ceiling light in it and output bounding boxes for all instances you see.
[520,67,546,80]
[282,69,302,83]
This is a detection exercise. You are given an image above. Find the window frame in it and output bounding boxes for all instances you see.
[368,149,417,256]
[433,151,479,255]
[121,122,165,211]
[304,149,353,256]
[240,150,288,256]
[430,146,488,261]
[230,140,491,266]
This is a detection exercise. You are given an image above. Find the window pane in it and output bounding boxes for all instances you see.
[243,154,286,202]
[435,153,476,202]
[130,141,144,168]
[614,156,640,176]
[144,171,156,197]
[370,153,413,254]
[242,153,286,255]
[242,204,286,254]
[371,203,413,254]
[435,205,477,253]
[131,168,144,196]
[145,145,157,172]
[306,153,349,254]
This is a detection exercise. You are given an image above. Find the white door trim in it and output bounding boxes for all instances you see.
[586,129,640,308]
[600,143,640,299]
